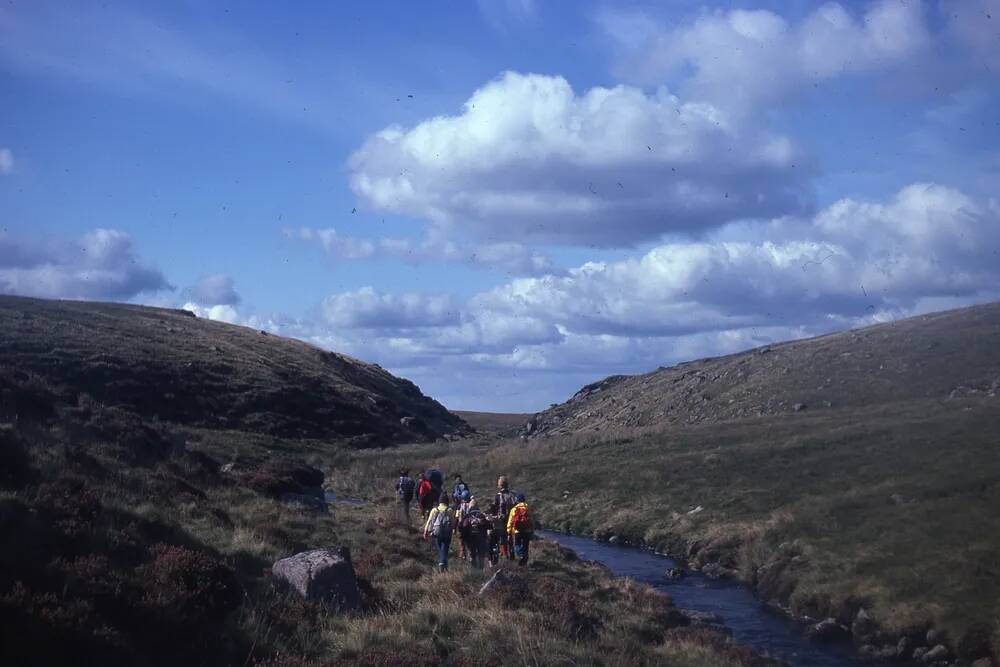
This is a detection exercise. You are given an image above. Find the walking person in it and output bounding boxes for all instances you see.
[423,498,455,572]
[417,472,437,521]
[452,473,470,505]
[490,476,517,561]
[460,497,490,570]
[394,468,415,524]
[506,493,534,567]
[456,490,473,560]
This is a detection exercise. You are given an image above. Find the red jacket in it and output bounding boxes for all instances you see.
[417,479,433,499]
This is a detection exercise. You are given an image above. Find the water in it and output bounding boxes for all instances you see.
[539,530,861,667]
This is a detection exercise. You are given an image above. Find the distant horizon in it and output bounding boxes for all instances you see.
[3,0,1000,411]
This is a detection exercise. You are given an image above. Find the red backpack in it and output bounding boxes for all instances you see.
[511,505,533,534]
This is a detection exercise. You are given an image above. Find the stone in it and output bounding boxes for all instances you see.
[807,618,850,642]
[664,567,686,579]
[912,647,928,660]
[220,462,238,475]
[272,548,360,609]
[897,636,912,658]
[921,645,948,663]
[478,569,527,596]
[681,609,724,625]
[852,608,877,641]
[972,658,994,667]
[793,402,807,412]
[608,535,620,545]
[280,492,328,512]
[926,629,942,645]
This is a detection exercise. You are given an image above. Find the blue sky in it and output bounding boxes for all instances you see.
[2,0,1000,411]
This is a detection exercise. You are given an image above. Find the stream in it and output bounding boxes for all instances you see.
[539,530,861,667]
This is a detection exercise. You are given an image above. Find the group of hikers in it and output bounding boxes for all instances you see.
[394,469,533,572]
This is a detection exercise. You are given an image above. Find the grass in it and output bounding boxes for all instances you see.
[0,387,776,666]
[332,395,1000,662]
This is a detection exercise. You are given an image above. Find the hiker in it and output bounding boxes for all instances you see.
[490,475,517,561]
[452,473,470,505]
[486,510,504,567]
[417,472,438,520]
[456,490,473,560]
[423,498,455,572]
[460,496,490,570]
[506,493,533,567]
[394,468,415,524]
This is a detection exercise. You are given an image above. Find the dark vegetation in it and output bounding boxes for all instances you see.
[336,303,1000,664]
[0,295,469,444]
[0,295,773,666]
[452,410,533,437]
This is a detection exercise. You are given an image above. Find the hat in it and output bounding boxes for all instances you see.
[515,493,526,503]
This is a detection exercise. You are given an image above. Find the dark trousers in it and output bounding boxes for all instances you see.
[435,535,452,570]
[513,532,531,566]
[466,532,488,569]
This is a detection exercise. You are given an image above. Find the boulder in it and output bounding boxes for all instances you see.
[479,569,527,596]
[272,547,360,609]
[912,647,928,660]
[664,567,686,579]
[700,562,738,580]
[852,608,877,641]
[793,402,807,412]
[681,609,724,626]
[280,492,328,512]
[922,645,948,663]
[897,636,912,658]
[926,629,943,645]
[807,618,850,642]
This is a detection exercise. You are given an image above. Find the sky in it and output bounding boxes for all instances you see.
[2,0,999,412]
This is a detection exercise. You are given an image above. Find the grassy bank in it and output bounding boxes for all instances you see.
[1,407,779,666]
[330,396,1000,663]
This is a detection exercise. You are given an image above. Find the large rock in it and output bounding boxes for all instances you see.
[272,547,360,609]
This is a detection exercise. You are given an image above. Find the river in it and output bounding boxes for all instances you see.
[539,530,862,667]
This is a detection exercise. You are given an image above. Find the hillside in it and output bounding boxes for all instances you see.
[526,302,1000,437]
[0,295,469,444]
[452,410,533,436]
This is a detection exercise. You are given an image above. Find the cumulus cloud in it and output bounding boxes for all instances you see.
[286,227,560,276]
[0,148,13,174]
[320,287,460,330]
[181,302,240,324]
[600,0,930,113]
[278,183,1000,410]
[185,273,240,306]
[0,228,172,300]
[349,71,811,247]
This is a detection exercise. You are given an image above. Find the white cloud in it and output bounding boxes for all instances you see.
[0,228,172,300]
[182,302,240,324]
[348,71,811,247]
[286,227,560,276]
[0,148,13,174]
[269,183,1000,410]
[185,273,241,306]
[319,287,460,330]
[600,1,930,113]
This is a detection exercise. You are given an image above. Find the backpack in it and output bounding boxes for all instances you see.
[431,509,453,539]
[496,491,516,520]
[511,505,533,535]
[397,476,414,502]
[463,510,489,536]
[426,469,443,488]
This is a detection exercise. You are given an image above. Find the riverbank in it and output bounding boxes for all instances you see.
[330,403,1000,666]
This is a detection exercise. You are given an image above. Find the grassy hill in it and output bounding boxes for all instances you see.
[0,295,469,444]
[333,303,1000,664]
[452,410,532,436]
[0,295,774,667]
[526,302,1000,437]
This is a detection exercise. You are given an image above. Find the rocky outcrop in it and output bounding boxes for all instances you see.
[271,547,360,609]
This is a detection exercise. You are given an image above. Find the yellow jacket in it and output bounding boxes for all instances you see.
[423,502,453,538]
[506,502,530,534]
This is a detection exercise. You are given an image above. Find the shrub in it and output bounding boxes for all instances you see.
[142,544,241,619]
[0,425,32,489]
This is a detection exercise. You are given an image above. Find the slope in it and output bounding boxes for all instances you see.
[0,295,469,444]
[526,302,1000,437]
